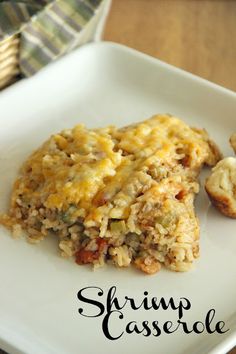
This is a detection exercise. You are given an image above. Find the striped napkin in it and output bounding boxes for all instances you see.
[0,0,104,78]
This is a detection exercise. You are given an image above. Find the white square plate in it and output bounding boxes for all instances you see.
[0,42,236,354]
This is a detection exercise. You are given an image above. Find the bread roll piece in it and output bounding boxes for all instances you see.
[230,133,236,154]
[205,157,236,218]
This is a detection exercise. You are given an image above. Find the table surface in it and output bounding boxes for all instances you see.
[104,1,236,354]
[104,0,236,92]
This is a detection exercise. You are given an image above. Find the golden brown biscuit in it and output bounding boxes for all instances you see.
[205,157,236,218]
[230,133,236,154]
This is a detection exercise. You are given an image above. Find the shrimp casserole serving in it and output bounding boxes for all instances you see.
[0,114,221,274]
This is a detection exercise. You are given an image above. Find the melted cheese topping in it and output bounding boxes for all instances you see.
[10,114,215,224]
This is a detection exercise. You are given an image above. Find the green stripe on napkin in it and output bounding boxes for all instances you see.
[0,0,104,77]
[20,0,103,76]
